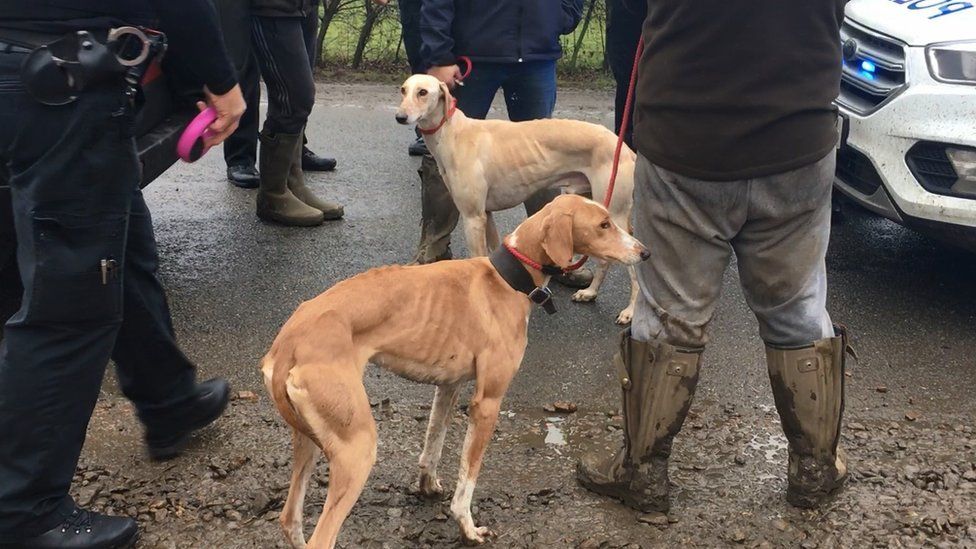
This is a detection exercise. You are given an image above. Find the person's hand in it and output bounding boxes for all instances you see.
[428,65,463,88]
[196,84,246,148]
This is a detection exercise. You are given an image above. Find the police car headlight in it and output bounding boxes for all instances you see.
[927,41,976,85]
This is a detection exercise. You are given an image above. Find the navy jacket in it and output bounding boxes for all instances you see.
[420,0,585,68]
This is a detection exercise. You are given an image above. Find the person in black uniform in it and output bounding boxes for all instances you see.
[0,1,246,547]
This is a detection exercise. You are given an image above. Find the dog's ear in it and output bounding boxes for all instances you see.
[541,211,575,268]
[439,81,453,119]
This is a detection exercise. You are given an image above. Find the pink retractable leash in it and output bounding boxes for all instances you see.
[176,107,217,163]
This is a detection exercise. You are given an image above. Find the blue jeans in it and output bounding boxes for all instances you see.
[455,60,557,122]
[398,0,425,74]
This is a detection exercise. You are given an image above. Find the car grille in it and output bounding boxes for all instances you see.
[905,142,963,197]
[836,145,883,196]
[837,20,907,115]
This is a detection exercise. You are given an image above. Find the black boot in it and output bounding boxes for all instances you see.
[1,507,137,549]
[226,164,260,189]
[408,136,428,156]
[577,330,702,513]
[408,126,428,156]
[301,146,337,172]
[766,326,849,508]
[145,378,231,461]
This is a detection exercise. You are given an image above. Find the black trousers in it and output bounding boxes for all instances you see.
[303,0,320,70]
[606,0,645,148]
[251,16,315,136]
[217,0,261,168]
[0,51,198,540]
[398,0,425,74]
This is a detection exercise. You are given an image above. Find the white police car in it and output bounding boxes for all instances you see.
[835,0,976,249]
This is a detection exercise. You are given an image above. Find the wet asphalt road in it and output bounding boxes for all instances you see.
[126,83,976,421]
[2,82,976,548]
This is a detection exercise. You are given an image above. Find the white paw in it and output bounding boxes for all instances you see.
[572,289,597,302]
[417,473,444,498]
[615,307,634,325]
[462,526,495,545]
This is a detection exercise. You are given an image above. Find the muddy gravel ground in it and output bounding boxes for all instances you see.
[3,83,976,548]
[78,389,976,548]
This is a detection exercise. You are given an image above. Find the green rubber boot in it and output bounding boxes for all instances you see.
[287,134,344,220]
[410,154,458,264]
[577,329,702,513]
[256,131,324,227]
[767,325,850,508]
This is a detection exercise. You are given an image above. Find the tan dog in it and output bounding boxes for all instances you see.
[396,74,640,325]
[262,195,649,548]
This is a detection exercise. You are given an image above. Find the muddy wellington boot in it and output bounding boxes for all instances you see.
[577,329,702,513]
[767,325,850,508]
[256,131,324,226]
[287,137,344,220]
[410,154,459,264]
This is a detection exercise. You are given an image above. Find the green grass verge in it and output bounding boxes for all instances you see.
[315,1,612,88]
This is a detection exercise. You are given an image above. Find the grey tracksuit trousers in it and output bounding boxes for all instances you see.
[630,152,836,349]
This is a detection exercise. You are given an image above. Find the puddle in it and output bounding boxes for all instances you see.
[544,417,567,446]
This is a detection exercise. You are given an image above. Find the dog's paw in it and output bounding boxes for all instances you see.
[572,289,597,302]
[462,526,495,545]
[615,307,634,325]
[417,473,444,499]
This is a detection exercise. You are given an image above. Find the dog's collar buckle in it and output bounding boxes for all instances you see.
[528,286,557,315]
[490,245,559,315]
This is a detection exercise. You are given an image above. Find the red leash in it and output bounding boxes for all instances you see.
[559,37,644,273]
[457,56,473,81]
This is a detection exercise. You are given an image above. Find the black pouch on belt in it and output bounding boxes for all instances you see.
[19,27,167,106]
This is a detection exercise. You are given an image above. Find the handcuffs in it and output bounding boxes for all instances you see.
[20,26,167,106]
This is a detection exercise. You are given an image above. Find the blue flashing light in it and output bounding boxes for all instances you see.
[860,60,877,73]
[858,70,876,81]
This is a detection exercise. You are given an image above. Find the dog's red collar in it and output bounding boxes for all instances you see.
[418,98,457,136]
[503,242,566,277]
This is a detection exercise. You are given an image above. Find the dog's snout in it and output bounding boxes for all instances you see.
[639,247,651,261]
[395,113,409,124]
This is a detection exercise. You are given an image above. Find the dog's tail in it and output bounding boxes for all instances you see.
[259,353,306,442]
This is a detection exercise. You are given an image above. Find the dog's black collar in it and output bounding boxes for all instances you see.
[489,245,557,315]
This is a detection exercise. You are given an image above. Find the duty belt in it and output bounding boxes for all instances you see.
[15,26,167,106]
